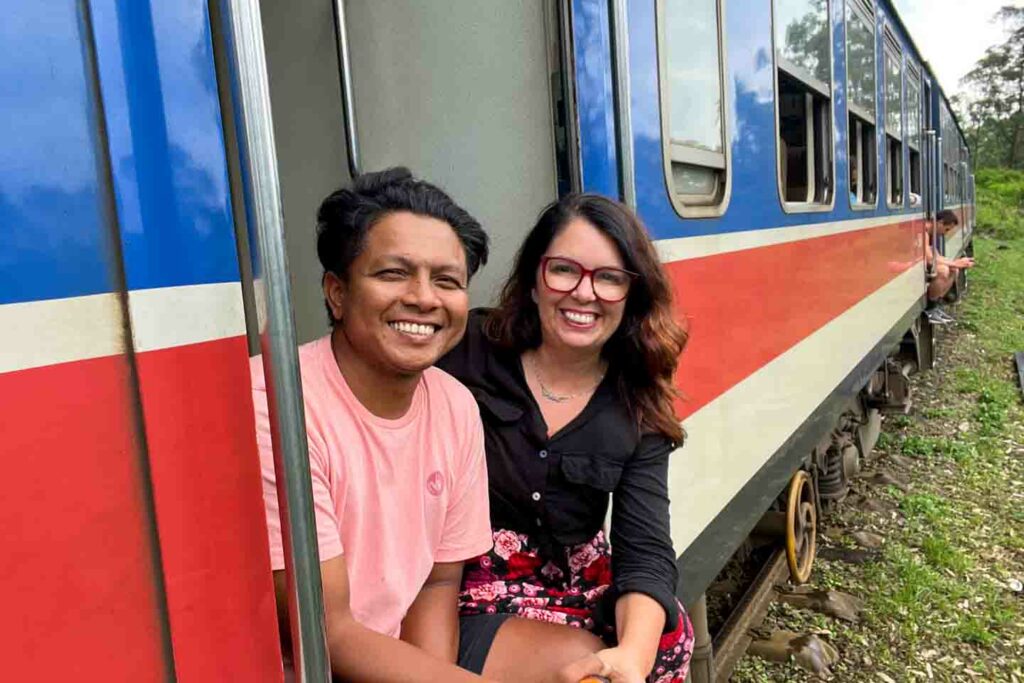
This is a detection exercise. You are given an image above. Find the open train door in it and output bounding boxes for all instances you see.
[209,1,571,676]
[217,0,567,350]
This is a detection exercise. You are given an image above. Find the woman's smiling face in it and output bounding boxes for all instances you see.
[532,217,630,356]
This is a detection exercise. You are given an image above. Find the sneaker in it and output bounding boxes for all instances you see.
[925,309,954,325]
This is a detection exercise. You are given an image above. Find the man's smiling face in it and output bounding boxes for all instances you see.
[324,211,470,377]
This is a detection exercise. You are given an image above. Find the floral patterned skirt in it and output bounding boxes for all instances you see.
[459,529,694,682]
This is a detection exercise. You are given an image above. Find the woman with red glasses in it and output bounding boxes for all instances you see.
[438,194,692,683]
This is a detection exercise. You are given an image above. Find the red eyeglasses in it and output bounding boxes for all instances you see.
[540,256,638,303]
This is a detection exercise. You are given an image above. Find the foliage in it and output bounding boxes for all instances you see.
[974,167,1024,240]
[959,6,1024,170]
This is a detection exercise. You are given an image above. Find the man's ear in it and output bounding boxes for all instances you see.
[323,271,346,323]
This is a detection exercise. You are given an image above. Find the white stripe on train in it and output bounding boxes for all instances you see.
[1,282,245,374]
[0,293,125,375]
[127,282,246,353]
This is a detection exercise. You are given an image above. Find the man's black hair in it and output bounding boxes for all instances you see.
[316,167,489,325]
[936,209,959,226]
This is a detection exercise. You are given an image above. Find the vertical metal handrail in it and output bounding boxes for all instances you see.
[924,130,935,217]
[217,1,331,681]
[923,129,935,277]
[557,0,582,194]
[609,0,635,208]
[933,130,937,272]
[332,0,361,179]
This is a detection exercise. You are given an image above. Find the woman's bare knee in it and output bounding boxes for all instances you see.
[481,618,604,682]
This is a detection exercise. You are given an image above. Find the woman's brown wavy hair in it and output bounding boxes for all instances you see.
[485,194,688,445]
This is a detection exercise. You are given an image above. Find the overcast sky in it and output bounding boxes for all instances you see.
[893,0,1022,97]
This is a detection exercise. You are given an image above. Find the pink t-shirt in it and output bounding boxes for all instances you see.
[250,336,492,638]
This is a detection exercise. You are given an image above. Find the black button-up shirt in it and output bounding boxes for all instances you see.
[438,310,679,628]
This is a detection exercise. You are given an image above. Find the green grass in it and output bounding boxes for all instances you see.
[887,414,912,429]
[897,434,975,462]
[899,492,948,523]
[920,535,973,574]
[975,168,1024,242]
[920,405,954,420]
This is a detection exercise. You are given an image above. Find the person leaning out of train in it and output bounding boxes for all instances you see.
[250,168,499,682]
[437,194,694,683]
[924,209,974,323]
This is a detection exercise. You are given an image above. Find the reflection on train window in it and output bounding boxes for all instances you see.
[846,0,877,207]
[906,65,922,199]
[774,0,834,208]
[659,0,729,216]
[883,31,904,208]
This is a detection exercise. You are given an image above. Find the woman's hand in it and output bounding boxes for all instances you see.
[594,646,648,683]
[555,647,646,683]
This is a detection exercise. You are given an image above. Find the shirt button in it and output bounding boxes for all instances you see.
[531,491,541,502]
[535,518,543,527]
[539,450,548,459]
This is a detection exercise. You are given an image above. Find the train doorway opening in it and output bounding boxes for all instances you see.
[209,0,569,672]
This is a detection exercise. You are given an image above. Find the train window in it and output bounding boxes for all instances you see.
[659,0,729,215]
[883,34,903,208]
[774,0,834,208]
[845,0,876,207]
[906,65,922,200]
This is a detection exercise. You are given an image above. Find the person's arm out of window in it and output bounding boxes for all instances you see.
[273,560,484,682]
[400,560,465,661]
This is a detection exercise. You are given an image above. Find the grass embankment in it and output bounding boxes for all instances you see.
[733,178,1024,681]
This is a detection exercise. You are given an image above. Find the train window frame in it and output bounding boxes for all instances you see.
[941,104,954,204]
[844,0,878,211]
[771,0,837,214]
[883,28,904,210]
[906,62,922,203]
[656,0,732,218]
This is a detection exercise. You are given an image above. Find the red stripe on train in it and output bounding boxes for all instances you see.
[0,356,170,680]
[136,336,282,681]
[669,219,923,419]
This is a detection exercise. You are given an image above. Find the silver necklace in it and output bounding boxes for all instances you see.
[527,353,605,404]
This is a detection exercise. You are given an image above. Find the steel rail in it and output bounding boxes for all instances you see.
[216,0,330,680]
[711,550,789,682]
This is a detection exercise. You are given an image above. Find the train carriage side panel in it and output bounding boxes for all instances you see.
[1,2,173,678]
[87,1,282,679]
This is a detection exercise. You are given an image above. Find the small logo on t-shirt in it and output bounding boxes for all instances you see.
[426,471,445,496]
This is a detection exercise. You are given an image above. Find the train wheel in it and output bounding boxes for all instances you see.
[785,470,817,584]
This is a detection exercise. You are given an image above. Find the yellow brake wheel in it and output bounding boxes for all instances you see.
[785,469,817,584]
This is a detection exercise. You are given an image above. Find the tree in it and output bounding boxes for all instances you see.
[959,6,1024,169]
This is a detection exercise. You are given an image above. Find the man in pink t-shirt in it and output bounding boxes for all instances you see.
[251,168,493,681]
